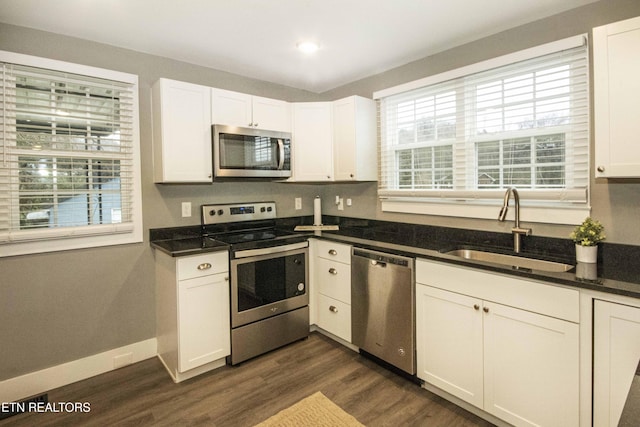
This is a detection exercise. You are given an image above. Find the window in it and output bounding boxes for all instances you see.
[0,52,142,256]
[376,36,589,224]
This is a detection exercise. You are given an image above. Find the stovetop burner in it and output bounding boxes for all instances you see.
[212,228,297,245]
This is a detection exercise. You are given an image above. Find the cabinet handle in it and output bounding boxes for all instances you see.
[197,263,212,270]
[483,307,489,313]
[254,122,259,127]
[329,305,338,313]
[328,249,337,256]
[597,166,605,172]
[248,122,253,127]
[474,304,480,310]
[328,268,338,275]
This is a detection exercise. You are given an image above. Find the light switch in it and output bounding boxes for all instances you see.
[181,202,192,217]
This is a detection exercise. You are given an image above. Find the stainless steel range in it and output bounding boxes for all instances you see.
[201,202,309,365]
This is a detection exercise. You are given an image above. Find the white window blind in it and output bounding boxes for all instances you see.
[0,60,138,247]
[378,37,589,211]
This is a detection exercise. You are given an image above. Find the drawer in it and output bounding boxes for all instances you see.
[177,251,229,280]
[315,240,351,264]
[317,294,351,342]
[316,257,351,304]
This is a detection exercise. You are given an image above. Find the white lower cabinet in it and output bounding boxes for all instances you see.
[156,250,230,382]
[311,239,352,342]
[177,273,230,372]
[593,299,640,426]
[483,301,579,426]
[416,259,579,427]
[417,285,484,407]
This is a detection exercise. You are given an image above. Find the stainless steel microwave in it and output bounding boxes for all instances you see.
[212,124,292,179]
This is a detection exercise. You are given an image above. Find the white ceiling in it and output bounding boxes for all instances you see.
[0,0,598,93]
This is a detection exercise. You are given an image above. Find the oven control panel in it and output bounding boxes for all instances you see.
[201,201,277,225]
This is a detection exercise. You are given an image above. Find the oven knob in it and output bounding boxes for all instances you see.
[297,283,305,292]
[267,206,273,212]
[209,209,216,216]
[260,207,266,212]
[217,209,224,216]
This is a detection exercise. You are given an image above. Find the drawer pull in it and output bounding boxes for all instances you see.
[328,268,338,275]
[483,307,489,313]
[197,263,212,271]
[329,305,339,313]
[474,304,480,310]
[328,249,338,256]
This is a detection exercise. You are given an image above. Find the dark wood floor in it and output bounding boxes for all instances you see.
[1,332,494,426]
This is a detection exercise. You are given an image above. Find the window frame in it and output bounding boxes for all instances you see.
[0,50,142,257]
[374,35,590,225]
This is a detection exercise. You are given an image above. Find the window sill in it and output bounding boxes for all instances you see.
[0,230,143,257]
[380,199,589,225]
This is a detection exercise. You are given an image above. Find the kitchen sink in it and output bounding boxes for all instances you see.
[442,248,574,273]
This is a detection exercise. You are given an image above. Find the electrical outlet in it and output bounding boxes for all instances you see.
[295,197,302,210]
[346,198,352,207]
[337,198,344,211]
[181,202,191,217]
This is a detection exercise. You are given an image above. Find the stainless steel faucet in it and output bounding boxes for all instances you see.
[498,187,532,253]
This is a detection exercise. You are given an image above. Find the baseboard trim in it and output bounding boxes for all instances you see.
[0,338,157,403]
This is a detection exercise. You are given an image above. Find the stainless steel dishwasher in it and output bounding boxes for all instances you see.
[351,248,415,375]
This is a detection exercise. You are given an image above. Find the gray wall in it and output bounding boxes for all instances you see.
[1,0,640,382]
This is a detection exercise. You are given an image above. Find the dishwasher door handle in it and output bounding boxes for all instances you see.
[371,260,387,268]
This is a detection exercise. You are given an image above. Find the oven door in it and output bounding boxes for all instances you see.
[213,125,291,178]
[230,244,308,328]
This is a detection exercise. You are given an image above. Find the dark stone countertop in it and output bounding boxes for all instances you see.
[277,215,640,300]
[150,215,640,299]
[150,226,230,256]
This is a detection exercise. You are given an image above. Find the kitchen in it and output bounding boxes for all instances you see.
[2,0,640,426]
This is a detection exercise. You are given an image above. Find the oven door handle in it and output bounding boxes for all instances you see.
[233,241,308,258]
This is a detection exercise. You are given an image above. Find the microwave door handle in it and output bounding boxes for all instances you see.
[277,139,285,170]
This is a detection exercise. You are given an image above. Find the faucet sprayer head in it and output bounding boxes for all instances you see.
[498,205,508,221]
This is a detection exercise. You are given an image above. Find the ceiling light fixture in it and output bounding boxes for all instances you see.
[297,41,319,54]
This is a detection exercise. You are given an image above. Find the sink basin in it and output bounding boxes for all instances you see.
[443,248,574,273]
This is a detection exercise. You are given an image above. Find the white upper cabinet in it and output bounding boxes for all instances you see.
[291,102,334,182]
[211,88,291,132]
[290,96,377,182]
[152,78,213,183]
[333,96,377,181]
[593,16,640,178]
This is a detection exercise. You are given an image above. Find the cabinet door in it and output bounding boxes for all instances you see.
[483,302,579,427]
[252,95,291,132]
[593,300,640,427]
[211,88,253,127]
[152,79,212,183]
[333,96,377,181]
[416,284,484,408]
[594,17,640,177]
[178,273,230,373]
[291,102,333,181]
